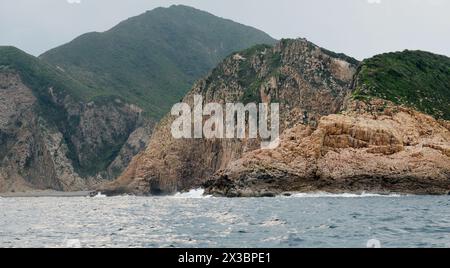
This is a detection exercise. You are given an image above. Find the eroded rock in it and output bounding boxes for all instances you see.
[205,100,450,196]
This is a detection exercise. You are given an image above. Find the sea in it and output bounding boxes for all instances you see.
[1,189,449,248]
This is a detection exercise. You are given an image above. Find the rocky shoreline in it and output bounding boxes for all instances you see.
[204,100,450,197]
[0,190,95,198]
[3,37,449,197]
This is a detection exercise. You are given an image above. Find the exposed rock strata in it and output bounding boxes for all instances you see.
[108,39,450,196]
[106,39,359,195]
[0,72,153,192]
[204,100,450,196]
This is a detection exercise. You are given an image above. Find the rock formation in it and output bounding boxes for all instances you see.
[107,38,450,196]
[105,39,360,195]
[0,71,152,192]
[204,99,450,196]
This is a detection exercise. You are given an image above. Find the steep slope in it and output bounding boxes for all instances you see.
[104,39,359,195]
[205,52,450,196]
[0,46,149,192]
[40,5,276,119]
[107,41,450,196]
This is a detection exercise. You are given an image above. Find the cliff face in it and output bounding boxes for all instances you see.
[204,49,450,197]
[107,39,359,195]
[0,71,152,192]
[0,72,58,191]
[109,39,450,196]
[204,99,450,196]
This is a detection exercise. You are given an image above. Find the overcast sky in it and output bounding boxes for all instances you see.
[0,0,449,60]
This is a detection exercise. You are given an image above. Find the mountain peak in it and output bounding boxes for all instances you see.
[40,7,275,119]
[151,4,212,14]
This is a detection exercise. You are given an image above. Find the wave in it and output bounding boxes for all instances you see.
[285,192,405,198]
[172,188,212,199]
[92,192,107,198]
[170,190,405,199]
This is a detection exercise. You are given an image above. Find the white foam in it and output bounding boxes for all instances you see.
[261,218,287,227]
[93,192,107,198]
[172,188,212,199]
[63,238,82,248]
[285,192,404,198]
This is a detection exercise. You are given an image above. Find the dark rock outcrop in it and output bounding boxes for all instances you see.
[0,71,153,192]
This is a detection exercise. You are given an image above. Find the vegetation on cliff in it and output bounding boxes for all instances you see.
[0,47,137,179]
[0,46,94,101]
[0,46,89,148]
[107,38,360,195]
[353,50,450,120]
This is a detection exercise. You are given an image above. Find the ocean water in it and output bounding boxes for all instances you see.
[1,190,450,248]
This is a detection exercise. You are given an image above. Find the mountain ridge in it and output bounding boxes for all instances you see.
[40,5,277,119]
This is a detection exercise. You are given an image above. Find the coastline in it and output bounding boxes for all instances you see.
[0,190,95,198]
[1,188,449,198]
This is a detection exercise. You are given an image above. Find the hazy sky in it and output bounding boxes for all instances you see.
[0,0,449,60]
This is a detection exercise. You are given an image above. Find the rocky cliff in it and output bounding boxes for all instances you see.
[0,48,153,192]
[205,99,450,196]
[203,49,450,196]
[108,39,450,196]
[106,39,359,195]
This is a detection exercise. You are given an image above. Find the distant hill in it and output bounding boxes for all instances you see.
[0,46,147,189]
[353,50,450,120]
[40,5,276,119]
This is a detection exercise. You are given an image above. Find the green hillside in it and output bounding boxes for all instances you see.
[40,5,276,119]
[0,46,122,123]
[353,50,450,120]
[0,46,92,101]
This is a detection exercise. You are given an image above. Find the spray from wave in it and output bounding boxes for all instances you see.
[285,192,405,198]
[172,188,212,199]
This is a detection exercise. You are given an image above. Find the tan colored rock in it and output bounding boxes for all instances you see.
[108,39,449,197]
[205,101,450,196]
